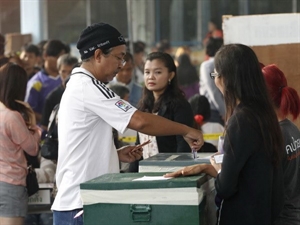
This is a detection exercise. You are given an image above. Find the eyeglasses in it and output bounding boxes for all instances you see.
[210,72,220,80]
[110,53,126,66]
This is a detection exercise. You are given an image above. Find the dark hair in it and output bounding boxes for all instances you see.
[215,44,283,166]
[138,52,185,113]
[37,40,47,56]
[0,63,29,119]
[189,94,211,121]
[206,37,223,57]
[176,54,199,86]
[133,41,146,54]
[21,44,40,56]
[0,57,9,67]
[262,64,300,120]
[110,85,130,99]
[57,54,79,69]
[156,39,171,53]
[124,52,133,63]
[0,33,5,56]
[43,40,67,57]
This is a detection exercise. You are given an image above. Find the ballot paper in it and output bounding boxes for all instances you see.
[132,176,173,181]
[214,154,224,163]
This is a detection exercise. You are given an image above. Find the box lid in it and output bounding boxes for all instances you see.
[80,172,208,191]
[139,153,212,166]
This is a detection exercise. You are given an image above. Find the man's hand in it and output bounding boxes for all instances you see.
[183,128,204,151]
[117,145,143,163]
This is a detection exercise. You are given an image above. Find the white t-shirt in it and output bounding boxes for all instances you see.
[51,67,137,211]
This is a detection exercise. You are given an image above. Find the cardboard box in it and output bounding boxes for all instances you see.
[5,33,32,55]
[80,172,213,225]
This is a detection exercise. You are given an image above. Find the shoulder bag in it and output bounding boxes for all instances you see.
[41,105,59,160]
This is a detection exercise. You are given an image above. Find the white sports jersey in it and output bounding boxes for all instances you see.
[51,67,137,211]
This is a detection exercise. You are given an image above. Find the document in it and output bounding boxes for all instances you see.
[132,176,173,181]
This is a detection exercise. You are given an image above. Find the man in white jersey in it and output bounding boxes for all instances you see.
[52,23,204,225]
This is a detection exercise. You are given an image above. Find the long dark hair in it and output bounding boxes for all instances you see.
[177,54,199,86]
[138,52,185,113]
[214,44,283,166]
[0,63,29,120]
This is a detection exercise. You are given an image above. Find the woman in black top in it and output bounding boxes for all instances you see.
[166,44,284,225]
[129,52,194,172]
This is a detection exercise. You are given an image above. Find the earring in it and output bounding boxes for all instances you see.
[168,79,171,85]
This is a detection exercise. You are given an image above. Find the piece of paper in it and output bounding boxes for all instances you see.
[132,176,173,181]
[196,155,212,160]
[214,154,224,163]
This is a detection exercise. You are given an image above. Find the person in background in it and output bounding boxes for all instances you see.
[133,41,146,85]
[129,52,196,172]
[166,44,284,225]
[199,37,224,125]
[6,53,23,67]
[176,53,199,100]
[156,39,173,56]
[108,52,142,107]
[262,64,300,225]
[189,94,224,148]
[0,63,41,225]
[51,23,203,225]
[25,40,67,123]
[40,54,78,131]
[174,46,191,64]
[19,44,41,80]
[202,19,223,47]
[109,84,130,102]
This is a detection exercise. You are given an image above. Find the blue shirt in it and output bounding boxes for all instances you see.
[25,69,62,114]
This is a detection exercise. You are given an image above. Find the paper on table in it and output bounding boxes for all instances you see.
[132,176,173,181]
[196,155,213,160]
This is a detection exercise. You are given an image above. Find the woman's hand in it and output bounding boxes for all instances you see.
[164,164,209,178]
[117,145,143,163]
[210,152,222,173]
[15,100,36,128]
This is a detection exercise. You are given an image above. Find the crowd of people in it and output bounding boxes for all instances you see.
[0,20,299,225]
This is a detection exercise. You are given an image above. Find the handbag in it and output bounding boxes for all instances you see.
[41,104,59,160]
[24,152,39,197]
[26,164,39,196]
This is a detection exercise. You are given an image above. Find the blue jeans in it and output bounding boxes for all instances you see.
[53,209,83,225]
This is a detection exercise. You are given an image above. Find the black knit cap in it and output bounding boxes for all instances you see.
[77,23,126,60]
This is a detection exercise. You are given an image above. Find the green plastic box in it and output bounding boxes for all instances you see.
[139,152,213,173]
[80,172,211,225]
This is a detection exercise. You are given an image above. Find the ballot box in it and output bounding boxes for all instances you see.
[80,172,213,225]
[138,153,217,225]
[139,152,213,173]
